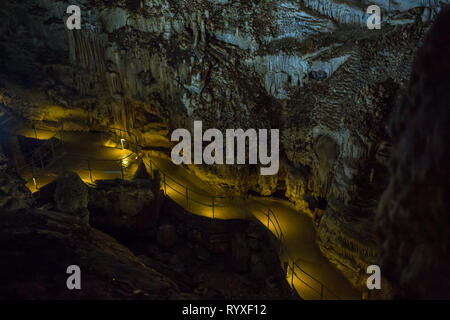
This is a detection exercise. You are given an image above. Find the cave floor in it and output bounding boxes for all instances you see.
[16,127,360,300]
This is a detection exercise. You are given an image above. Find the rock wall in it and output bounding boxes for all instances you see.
[0,155,191,299]
[0,154,33,211]
[1,0,449,294]
[376,9,450,299]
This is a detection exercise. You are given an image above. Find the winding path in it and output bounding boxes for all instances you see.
[15,125,360,300]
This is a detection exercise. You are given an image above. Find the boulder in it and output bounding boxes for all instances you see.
[0,163,192,299]
[54,171,89,224]
[156,224,177,249]
[133,159,151,180]
[89,179,162,235]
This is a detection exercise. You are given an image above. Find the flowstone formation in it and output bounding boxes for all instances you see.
[1,0,449,294]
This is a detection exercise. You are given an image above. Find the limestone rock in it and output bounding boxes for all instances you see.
[54,171,89,224]
[89,179,162,236]
[231,232,250,274]
[1,0,449,296]
[0,154,33,212]
[0,209,191,299]
[133,159,152,180]
[376,10,450,299]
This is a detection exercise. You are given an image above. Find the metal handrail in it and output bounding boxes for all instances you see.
[143,156,226,201]
[262,205,341,299]
[15,121,341,300]
[142,148,342,299]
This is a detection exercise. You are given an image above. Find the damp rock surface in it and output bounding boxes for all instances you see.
[0,154,33,212]
[0,160,191,299]
[54,171,90,224]
[376,9,450,299]
[1,0,450,297]
[88,178,163,236]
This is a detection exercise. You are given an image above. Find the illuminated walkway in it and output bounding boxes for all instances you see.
[16,127,138,191]
[16,127,360,300]
[146,154,360,300]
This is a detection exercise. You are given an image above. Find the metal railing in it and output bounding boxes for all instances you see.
[143,157,232,218]
[17,122,137,190]
[254,204,341,300]
[137,151,341,299]
[15,120,341,300]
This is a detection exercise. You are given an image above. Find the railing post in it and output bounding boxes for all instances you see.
[33,122,38,139]
[149,161,153,178]
[60,122,64,151]
[291,261,294,288]
[88,159,93,182]
[134,135,139,155]
[163,173,167,195]
[120,159,124,179]
[33,177,38,191]
[31,156,37,191]
[212,197,215,219]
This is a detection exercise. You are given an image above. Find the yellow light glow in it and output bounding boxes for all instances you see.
[104,139,119,148]
[121,157,130,169]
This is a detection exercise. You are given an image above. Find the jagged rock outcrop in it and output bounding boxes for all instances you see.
[376,9,450,299]
[0,126,292,300]
[88,178,163,236]
[0,154,191,299]
[156,224,178,248]
[0,153,33,211]
[0,209,195,299]
[230,232,251,273]
[142,197,296,299]
[1,0,449,294]
[54,171,90,224]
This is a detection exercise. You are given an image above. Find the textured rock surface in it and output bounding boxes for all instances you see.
[376,10,450,299]
[230,232,250,273]
[0,208,195,299]
[157,224,178,248]
[0,159,191,299]
[88,178,163,235]
[1,0,449,294]
[0,127,292,300]
[132,197,296,299]
[0,154,33,211]
[54,171,90,224]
